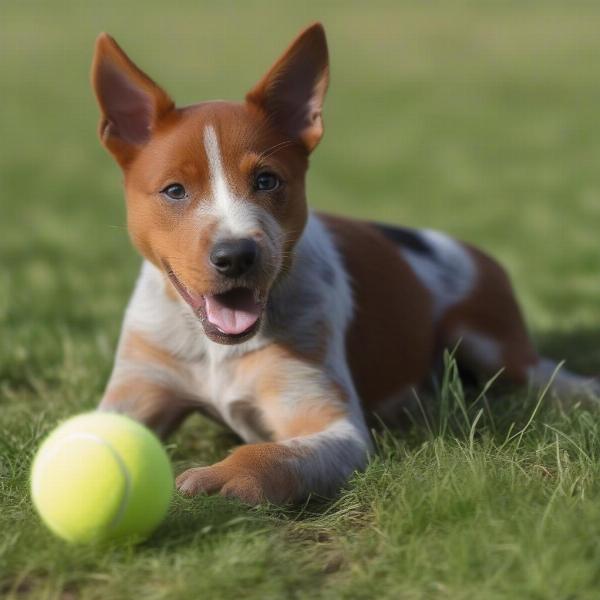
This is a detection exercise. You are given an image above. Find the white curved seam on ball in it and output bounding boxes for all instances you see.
[51,432,132,533]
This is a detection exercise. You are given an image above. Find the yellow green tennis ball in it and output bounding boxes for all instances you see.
[30,412,173,543]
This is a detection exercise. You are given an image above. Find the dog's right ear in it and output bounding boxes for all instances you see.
[91,34,174,167]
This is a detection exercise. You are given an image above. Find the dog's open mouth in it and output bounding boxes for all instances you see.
[204,288,262,336]
[165,264,263,344]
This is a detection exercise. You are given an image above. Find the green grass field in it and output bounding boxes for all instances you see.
[3,1,600,598]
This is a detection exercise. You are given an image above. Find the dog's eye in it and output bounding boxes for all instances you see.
[254,172,280,192]
[161,183,187,201]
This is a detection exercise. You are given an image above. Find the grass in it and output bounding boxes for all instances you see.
[2,1,600,598]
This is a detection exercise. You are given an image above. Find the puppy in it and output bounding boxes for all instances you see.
[92,23,598,504]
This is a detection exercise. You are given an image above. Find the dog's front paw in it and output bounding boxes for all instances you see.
[176,465,266,505]
[176,443,299,505]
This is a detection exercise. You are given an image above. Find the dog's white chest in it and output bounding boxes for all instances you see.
[191,345,268,443]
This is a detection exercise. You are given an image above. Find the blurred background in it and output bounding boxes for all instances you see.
[2,0,600,410]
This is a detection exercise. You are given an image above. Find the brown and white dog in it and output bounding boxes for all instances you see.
[92,23,598,504]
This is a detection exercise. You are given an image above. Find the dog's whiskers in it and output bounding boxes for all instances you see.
[256,139,296,162]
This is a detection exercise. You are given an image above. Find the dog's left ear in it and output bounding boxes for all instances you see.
[246,23,329,153]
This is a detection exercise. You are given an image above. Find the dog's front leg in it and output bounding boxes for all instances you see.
[176,420,371,505]
[176,348,372,504]
[99,329,198,438]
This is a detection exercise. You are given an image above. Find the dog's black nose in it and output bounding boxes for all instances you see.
[210,239,259,278]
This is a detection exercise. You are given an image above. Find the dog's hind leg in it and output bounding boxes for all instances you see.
[438,246,600,401]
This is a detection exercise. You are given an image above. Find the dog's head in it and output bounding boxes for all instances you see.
[91,24,328,344]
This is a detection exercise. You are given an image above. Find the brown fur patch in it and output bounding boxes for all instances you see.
[279,403,346,438]
[321,215,435,414]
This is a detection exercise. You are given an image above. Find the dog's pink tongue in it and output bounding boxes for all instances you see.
[205,289,261,335]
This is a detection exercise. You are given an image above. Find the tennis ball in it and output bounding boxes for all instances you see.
[30,412,173,543]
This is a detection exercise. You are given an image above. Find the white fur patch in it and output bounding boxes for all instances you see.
[401,229,476,320]
[202,125,257,237]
